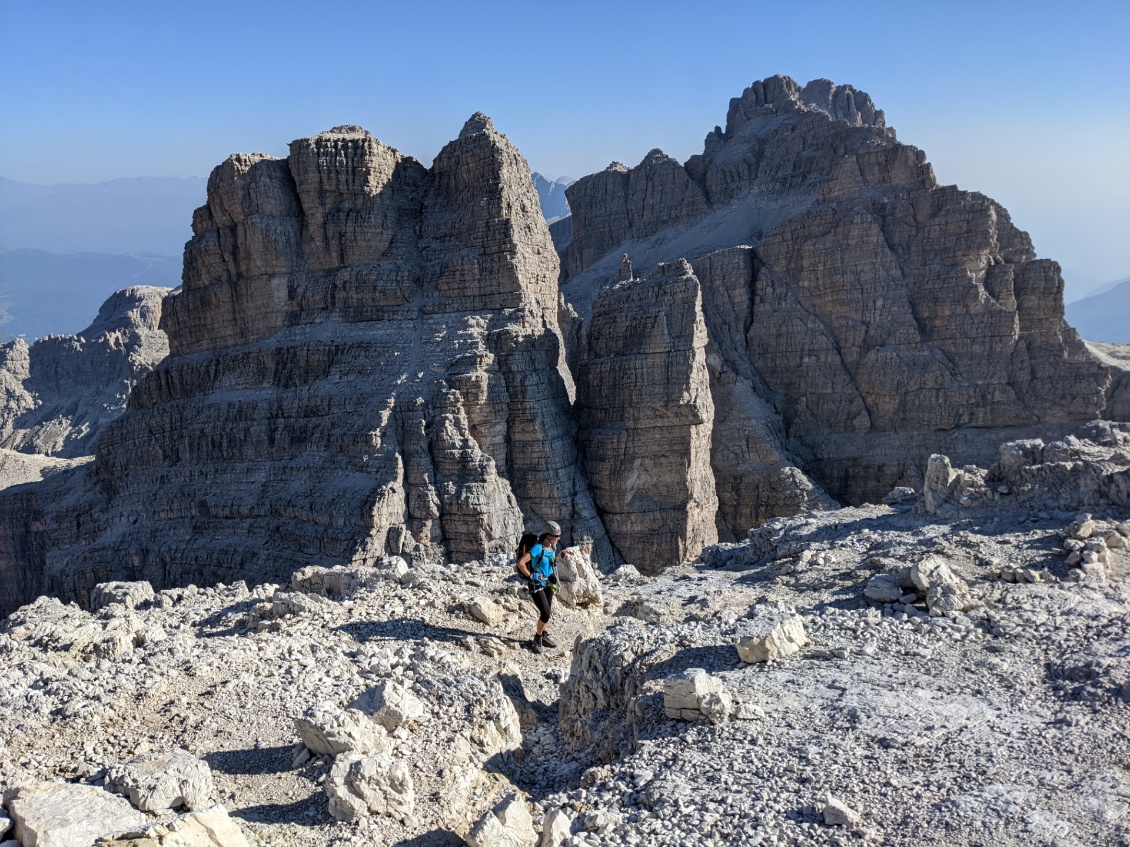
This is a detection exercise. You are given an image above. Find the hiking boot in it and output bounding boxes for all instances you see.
[530,635,544,655]
[541,632,558,649]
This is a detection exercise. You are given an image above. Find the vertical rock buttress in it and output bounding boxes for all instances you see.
[578,259,718,570]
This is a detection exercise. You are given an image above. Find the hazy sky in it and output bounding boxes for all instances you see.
[1,0,1127,282]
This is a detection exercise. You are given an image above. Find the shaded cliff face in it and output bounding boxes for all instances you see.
[0,118,611,615]
[561,74,1112,516]
[0,286,170,461]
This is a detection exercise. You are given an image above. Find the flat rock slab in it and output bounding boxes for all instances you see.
[6,782,148,847]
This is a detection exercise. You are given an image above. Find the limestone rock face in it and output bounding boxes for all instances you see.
[578,259,718,569]
[1086,342,1130,422]
[0,118,609,616]
[560,74,1115,519]
[0,286,169,461]
[561,152,707,280]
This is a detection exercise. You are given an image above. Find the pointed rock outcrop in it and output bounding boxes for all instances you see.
[0,116,608,616]
[560,74,1113,519]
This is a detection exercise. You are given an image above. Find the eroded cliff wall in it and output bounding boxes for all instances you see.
[0,76,1122,617]
[560,74,1113,519]
[0,118,615,615]
[578,258,718,570]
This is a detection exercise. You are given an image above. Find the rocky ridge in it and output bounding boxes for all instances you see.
[0,286,169,463]
[0,76,1127,619]
[559,74,1114,519]
[0,428,1128,847]
[0,119,616,617]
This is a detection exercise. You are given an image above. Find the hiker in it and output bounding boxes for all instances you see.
[516,520,561,654]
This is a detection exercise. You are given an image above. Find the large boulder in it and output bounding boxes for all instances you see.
[105,747,215,813]
[325,753,415,824]
[465,794,537,847]
[4,783,148,847]
[294,702,389,757]
[554,544,603,608]
[348,680,426,732]
[96,805,251,847]
[735,608,807,663]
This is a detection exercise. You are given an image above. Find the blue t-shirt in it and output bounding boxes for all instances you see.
[528,543,556,586]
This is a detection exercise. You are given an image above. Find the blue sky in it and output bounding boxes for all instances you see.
[1,0,1127,282]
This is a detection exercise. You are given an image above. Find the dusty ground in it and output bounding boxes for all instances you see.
[1,500,1128,847]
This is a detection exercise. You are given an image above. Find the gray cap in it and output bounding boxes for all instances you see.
[544,520,561,536]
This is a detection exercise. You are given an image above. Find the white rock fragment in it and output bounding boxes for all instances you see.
[466,793,537,847]
[105,747,215,813]
[864,574,901,603]
[1080,561,1108,582]
[294,703,389,757]
[469,596,507,628]
[95,805,251,847]
[135,624,167,646]
[349,680,425,732]
[663,668,733,722]
[326,753,415,823]
[290,564,372,599]
[822,794,862,826]
[910,555,972,616]
[735,608,807,663]
[539,808,574,847]
[555,544,603,609]
[5,782,148,847]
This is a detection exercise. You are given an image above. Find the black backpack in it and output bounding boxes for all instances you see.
[515,532,538,576]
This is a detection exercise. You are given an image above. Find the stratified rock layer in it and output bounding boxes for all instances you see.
[0,119,608,615]
[561,75,1113,517]
[578,259,718,569]
[0,76,1124,616]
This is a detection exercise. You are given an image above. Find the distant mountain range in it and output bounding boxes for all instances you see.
[0,176,203,339]
[0,249,181,340]
[1066,276,1130,344]
[531,173,573,223]
[0,176,205,257]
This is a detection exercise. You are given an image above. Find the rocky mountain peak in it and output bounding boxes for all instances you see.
[459,112,496,139]
[799,78,885,127]
[320,125,372,138]
[639,149,676,166]
[0,113,603,614]
[723,74,886,137]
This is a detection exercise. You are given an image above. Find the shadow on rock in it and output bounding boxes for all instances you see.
[335,617,522,647]
[194,598,259,638]
[205,744,292,775]
[232,794,327,826]
[390,829,465,847]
